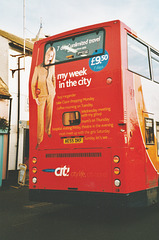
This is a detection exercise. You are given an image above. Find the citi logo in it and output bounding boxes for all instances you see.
[42,165,70,177]
[55,165,70,176]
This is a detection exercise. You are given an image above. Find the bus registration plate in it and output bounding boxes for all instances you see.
[63,137,83,144]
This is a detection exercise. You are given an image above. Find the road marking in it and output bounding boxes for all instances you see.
[12,217,37,227]
[10,186,20,189]
[24,202,53,208]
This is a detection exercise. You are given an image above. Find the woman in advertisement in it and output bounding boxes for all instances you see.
[31,46,56,149]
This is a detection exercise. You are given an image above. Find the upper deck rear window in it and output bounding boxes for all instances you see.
[151,50,159,83]
[127,34,150,79]
[44,29,105,65]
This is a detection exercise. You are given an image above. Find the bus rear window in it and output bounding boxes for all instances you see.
[44,29,105,65]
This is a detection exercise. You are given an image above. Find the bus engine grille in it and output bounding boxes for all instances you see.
[46,152,102,158]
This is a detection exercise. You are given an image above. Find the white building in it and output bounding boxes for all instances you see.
[0,29,33,182]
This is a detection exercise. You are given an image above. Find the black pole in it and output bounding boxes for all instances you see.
[6,98,12,178]
[10,54,25,170]
[15,57,21,170]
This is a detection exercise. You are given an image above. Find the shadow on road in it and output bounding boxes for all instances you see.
[1,186,159,240]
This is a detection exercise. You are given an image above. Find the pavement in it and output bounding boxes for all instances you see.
[0,170,30,214]
[0,171,56,240]
[1,169,29,189]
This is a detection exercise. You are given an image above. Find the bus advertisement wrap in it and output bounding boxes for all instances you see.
[29,20,159,207]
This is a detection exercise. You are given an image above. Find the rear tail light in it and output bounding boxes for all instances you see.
[32,167,37,174]
[113,155,120,163]
[32,177,37,184]
[114,179,121,187]
[114,167,120,175]
[32,157,37,164]
[32,157,38,185]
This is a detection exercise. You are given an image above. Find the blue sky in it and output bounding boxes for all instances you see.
[1,0,159,49]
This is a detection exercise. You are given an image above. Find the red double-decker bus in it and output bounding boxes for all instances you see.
[29,20,159,207]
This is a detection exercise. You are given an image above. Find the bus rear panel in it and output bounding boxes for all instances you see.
[29,20,159,207]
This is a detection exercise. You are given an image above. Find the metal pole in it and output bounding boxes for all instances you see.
[23,0,26,68]
[10,54,25,170]
[6,98,12,179]
[15,57,21,170]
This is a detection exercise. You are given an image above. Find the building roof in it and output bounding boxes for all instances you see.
[0,77,11,97]
[0,29,34,52]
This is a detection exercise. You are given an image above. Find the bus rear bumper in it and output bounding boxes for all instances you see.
[29,187,158,207]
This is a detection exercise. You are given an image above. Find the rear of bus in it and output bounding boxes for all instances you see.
[29,20,129,206]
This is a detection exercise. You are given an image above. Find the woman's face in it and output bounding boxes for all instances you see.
[45,50,54,65]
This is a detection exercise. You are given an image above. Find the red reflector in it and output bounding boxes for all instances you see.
[106,77,112,84]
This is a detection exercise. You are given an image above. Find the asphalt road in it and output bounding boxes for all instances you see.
[1,185,159,240]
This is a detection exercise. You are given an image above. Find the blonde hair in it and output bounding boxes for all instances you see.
[45,46,56,64]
